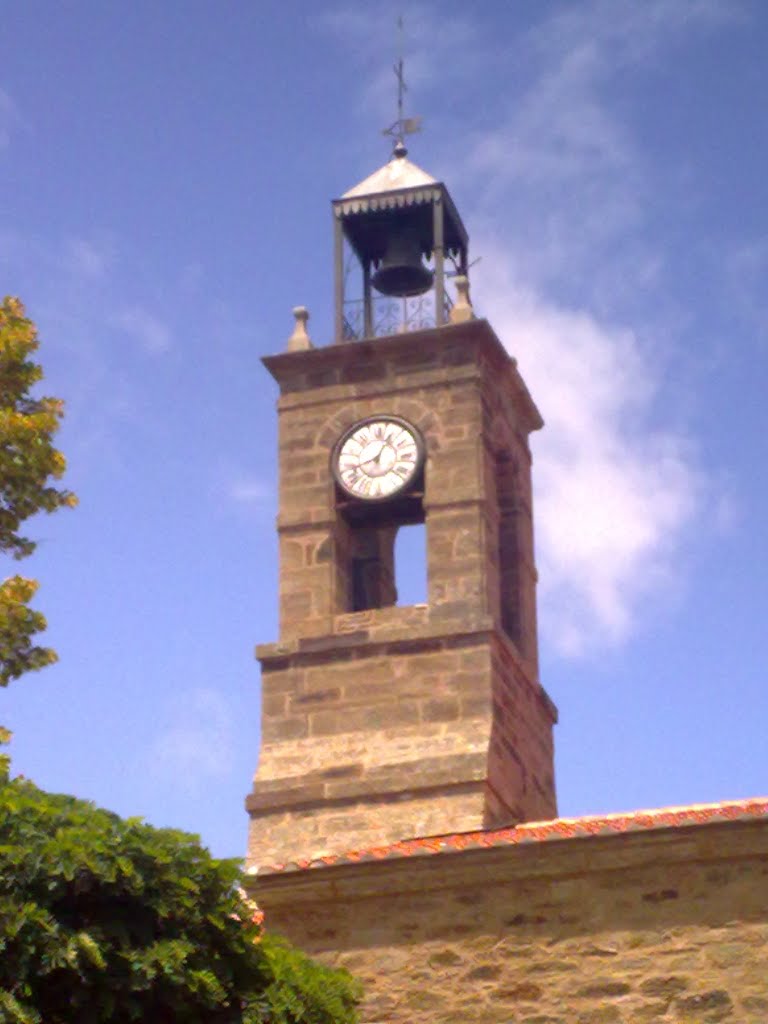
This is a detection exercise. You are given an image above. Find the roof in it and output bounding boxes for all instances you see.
[256,796,768,875]
[342,151,438,199]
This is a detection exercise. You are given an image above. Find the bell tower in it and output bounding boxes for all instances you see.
[332,138,468,342]
[246,142,558,870]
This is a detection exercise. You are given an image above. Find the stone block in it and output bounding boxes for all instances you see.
[253,815,768,1024]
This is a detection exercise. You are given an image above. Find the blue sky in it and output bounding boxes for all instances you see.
[2,1,766,859]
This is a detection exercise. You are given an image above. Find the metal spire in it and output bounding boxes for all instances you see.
[381,16,422,156]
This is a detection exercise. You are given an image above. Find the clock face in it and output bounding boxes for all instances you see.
[333,416,423,501]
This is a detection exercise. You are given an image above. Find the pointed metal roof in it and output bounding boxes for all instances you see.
[342,147,438,199]
[332,142,469,269]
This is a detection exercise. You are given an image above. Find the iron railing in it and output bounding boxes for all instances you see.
[343,291,454,341]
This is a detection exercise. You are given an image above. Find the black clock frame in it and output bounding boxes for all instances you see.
[331,414,426,505]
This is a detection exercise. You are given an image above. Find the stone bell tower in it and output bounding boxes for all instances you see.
[246,141,558,869]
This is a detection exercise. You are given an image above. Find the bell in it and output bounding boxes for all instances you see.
[371,230,433,298]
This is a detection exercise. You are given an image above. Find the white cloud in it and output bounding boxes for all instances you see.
[461,1,744,306]
[112,306,172,354]
[149,688,234,791]
[476,261,700,654]
[459,3,729,654]
[529,0,742,63]
[65,237,113,279]
[726,240,768,346]
[325,0,742,656]
[317,5,483,126]
[228,478,272,504]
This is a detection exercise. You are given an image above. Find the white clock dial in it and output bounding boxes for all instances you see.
[333,417,423,501]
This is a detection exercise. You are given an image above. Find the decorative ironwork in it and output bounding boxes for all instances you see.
[343,291,454,341]
[381,17,422,151]
[342,312,360,341]
[331,20,469,346]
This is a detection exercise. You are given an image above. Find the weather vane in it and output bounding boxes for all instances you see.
[381,16,422,152]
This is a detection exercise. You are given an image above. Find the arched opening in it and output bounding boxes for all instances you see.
[394,522,428,606]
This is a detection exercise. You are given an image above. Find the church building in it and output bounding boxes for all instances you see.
[245,138,768,1023]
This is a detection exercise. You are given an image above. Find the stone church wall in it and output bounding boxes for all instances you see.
[254,809,768,1024]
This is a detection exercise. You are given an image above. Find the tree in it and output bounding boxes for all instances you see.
[0,301,361,1023]
[0,777,361,1024]
[0,297,75,698]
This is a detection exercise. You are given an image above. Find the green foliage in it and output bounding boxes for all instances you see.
[0,297,75,560]
[0,300,362,1022]
[0,778,361,1024]
[0,297,76,691]
[0,576,55,689]
[246,935,362,1024]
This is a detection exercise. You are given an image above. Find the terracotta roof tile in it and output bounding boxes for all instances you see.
[257,796,768,875]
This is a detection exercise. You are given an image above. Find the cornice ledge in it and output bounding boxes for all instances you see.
[255,615,496,665]
[249,799,768,904]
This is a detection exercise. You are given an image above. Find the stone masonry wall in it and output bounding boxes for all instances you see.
[262,319,543,648]
[488,631,557,824]
[249,322,557,869]
[248,622,556,866]
[254,814,768,1024]
[271,345,488,641]
[248,788,485,872]
[248,629,492,866]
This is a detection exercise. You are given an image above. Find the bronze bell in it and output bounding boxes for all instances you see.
[371,229,433,298]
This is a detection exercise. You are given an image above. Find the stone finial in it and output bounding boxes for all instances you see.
[449,275,474,324]
[287,306,313,351]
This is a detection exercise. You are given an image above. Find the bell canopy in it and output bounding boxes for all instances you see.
[342,143,438,200]
[331,142,470,342]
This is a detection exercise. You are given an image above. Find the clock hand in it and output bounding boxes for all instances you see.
[362,443,386,471]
